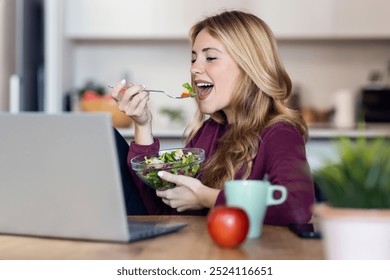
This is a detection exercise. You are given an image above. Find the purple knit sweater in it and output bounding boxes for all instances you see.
[128,120,315,225]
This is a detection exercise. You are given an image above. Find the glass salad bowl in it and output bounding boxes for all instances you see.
[130,148,205,190]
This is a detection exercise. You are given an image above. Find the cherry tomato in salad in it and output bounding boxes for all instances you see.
[181,92,191,98]
[207,206,249,248]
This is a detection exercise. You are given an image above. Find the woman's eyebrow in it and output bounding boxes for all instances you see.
[192,47,223,54]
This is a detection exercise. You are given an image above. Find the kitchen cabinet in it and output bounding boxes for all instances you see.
[62,0,390,47]
[255,0,390,39]
[65,0,390,40]
[255,0,336,38]
[65,0,254,39]
[334,0,390,38]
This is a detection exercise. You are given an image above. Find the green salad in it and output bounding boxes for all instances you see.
[135,149,203,190]
[181,82,196,98]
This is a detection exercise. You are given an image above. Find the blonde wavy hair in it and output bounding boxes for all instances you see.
[185,10,308,189]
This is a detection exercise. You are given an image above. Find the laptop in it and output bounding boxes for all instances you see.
[0,112,186,242]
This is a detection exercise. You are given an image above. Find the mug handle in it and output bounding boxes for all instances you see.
[267,185,287,206]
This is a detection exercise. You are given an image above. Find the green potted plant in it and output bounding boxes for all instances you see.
[313,137,390,260]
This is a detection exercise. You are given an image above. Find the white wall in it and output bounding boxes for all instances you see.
[279,40,390,109]
[70,38,390,129]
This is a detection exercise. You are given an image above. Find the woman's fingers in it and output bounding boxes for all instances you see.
[111,79,130,102]
[113,83,148,117]
[121,90,150,118]
[157,171,182,185]
[120,84,144,103]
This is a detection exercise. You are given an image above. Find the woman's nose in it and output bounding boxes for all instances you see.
[190,61,203,75]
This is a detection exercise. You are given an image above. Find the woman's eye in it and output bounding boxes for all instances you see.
[191,58,196,64]
[206,57,216,62]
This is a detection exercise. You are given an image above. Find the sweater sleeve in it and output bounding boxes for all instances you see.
[261,124,315,225]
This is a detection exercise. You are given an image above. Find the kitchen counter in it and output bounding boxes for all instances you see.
[118,123,390,142]
[308,123,390,139]
[117,128,186,149]
[117,128,185,139]
[307,123,390,170]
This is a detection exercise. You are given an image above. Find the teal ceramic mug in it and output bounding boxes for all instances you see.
[225,180,287,239]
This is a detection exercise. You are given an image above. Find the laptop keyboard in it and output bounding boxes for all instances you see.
[127,220,187,242]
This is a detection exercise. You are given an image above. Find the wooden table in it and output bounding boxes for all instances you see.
[0,216,324,260]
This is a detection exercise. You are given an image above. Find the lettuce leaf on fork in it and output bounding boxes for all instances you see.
[182,82,196,97]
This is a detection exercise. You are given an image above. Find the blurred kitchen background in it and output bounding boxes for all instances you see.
[1,0,390,168]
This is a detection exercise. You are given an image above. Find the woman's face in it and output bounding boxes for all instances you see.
[191,29,241,123]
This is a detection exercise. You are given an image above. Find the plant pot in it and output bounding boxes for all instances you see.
[314,203,390,260]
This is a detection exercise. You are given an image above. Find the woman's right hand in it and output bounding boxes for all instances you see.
[111,80,152,127]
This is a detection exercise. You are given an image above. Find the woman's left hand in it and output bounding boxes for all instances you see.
[155,171,220,212]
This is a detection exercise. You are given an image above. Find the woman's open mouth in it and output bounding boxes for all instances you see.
[196,82,214,100]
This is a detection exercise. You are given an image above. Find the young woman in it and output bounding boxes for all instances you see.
[111,10,315,225]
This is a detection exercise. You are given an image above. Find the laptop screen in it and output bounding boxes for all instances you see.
[0,113,130,242]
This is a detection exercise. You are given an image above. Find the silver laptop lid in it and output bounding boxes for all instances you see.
[0,113,130,242]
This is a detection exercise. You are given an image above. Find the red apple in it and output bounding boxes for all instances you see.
[207,206,249,248]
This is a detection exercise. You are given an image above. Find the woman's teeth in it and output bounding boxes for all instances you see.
[196,82,213,88]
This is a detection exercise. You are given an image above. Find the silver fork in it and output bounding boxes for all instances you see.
[107,85,194,99]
